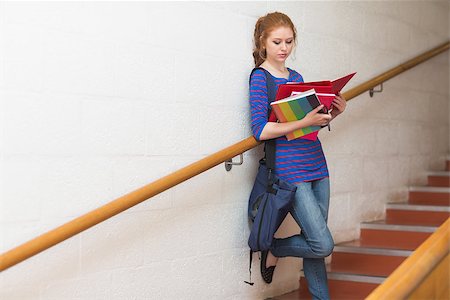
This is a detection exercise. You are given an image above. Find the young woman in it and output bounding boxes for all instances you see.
[249,12,347,300]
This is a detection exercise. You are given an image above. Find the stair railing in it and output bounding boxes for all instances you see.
[366,218,450,300]
[0,41,449,272]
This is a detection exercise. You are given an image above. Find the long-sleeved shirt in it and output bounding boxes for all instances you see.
[249,68,329,184]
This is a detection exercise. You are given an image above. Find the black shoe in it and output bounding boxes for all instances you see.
[260,250,276,284]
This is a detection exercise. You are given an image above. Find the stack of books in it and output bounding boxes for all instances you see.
[270,72,356,141]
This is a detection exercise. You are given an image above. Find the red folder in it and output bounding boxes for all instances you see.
[271,72,356,140]
[275,72,356,101]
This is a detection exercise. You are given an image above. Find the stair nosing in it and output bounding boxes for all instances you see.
[333,245,412,257]
[327,272,385,284]
[409,186,450,193]
[428,171,450,177]
[301,270,385,284]
[386,203,450,212]
[361,222,437,233]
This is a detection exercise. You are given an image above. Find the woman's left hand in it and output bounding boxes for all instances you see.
[330,92,346,118]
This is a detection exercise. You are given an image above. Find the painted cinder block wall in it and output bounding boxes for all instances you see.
[0,1,448,299]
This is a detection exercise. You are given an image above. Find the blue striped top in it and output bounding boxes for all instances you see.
[249,68,329,184]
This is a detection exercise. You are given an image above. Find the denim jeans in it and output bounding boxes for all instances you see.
[270,177,334,300]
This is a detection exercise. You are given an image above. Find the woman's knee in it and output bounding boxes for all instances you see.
[312,236,334,257]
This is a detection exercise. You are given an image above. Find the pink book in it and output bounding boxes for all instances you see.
[271,72,356,141]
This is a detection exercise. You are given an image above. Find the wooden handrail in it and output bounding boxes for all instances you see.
[0,136,259,271]
[0,41,449,272]
[344,41,450,100]
[365,218,450,299]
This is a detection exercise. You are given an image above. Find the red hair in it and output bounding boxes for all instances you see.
[253,12,297,67]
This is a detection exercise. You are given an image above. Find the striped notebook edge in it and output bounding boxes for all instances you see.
[271,90,323,141]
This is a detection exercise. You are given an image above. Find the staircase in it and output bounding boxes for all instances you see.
[275,158,450,300]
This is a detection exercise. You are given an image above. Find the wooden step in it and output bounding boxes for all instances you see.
[360,221,436,249]
[385,203,450,226]
[428,172,450,187]
[335,239,415,251]
[408,186,450,206]
[274,160,449,300]
[330,245,411,277]
[274,273,381,300]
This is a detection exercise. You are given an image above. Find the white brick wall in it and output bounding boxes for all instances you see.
[0,1,449,299]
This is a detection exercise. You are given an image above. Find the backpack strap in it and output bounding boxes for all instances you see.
[243,249,255,286]
[244,68,278,286]
[249,67,277,182]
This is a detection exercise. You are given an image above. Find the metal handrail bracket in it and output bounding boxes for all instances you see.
[225,154,244,171]
[369,82,383,97]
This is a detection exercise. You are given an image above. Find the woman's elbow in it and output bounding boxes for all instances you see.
[258,124,279,141]
[258,131,270,141]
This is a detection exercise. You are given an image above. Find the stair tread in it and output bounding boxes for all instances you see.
[384,218,447,226]
[330,245,409,277]
[428,171,450,176]
[386,202,450,212]
[337,239,417,251]
[361,220,438,232]
[275,277,379,300]
[408,198,450,207]
[334,244,412,256]
[409,186,450,192]
[300,267,386,284]
[328,264,396,278]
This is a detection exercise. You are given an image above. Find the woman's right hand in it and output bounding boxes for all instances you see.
[304,105,332,127]
[259,105,332,140]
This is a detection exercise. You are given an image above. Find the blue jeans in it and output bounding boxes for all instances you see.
[270,177,334,300]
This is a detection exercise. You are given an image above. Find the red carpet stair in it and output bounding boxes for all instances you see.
[275,159,450,300]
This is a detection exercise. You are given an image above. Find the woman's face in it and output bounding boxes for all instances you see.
[264,26,294,64]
